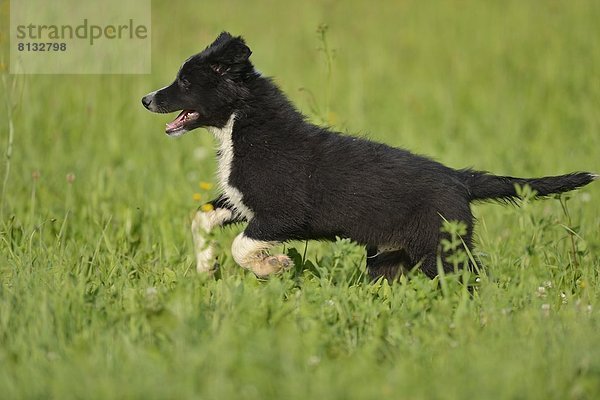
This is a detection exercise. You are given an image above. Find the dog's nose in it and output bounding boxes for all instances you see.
[141,95,152,109]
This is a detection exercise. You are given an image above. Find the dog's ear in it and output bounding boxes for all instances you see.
[208,32,234,50]
[208,32,252,76]
[214,35,251,65]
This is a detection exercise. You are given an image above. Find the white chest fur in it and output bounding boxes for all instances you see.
[207,114,255,221]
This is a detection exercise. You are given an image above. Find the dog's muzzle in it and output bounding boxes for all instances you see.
[141,92,156,111]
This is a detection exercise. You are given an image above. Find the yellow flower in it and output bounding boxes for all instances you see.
[192,193,202,201]
[199,181,213,190]
[201,203,214,212]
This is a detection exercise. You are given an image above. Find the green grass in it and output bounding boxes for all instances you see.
[2,0,600,398]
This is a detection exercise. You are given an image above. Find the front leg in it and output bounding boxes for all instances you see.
[192,196,244,273]
[231,221,293,278]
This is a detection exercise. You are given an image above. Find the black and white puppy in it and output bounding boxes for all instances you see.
[142,32,596,280]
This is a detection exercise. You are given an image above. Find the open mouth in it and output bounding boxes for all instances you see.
[165,110,200,135]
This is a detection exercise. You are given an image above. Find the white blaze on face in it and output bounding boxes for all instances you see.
[207,113,255,221]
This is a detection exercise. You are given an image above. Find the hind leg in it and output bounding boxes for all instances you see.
[405,206,475,279]
[366,246,412,281]
[416,246,477,279]
[407,241,460,279]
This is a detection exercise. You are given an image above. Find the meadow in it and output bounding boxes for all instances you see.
[1,0,600,398]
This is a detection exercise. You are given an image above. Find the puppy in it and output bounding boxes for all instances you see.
[142,32,596,280]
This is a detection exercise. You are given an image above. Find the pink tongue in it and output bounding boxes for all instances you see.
[166,110,190,131]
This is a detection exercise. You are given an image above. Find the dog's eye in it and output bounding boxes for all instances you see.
[178,77,190,88]
[210,64,229,75]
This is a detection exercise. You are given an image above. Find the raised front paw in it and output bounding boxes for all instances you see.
[195,247,219,274]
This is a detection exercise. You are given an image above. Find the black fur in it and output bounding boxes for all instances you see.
[143,32,597,280]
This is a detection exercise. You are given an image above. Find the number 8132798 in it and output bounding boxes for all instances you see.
[17,42,67,51]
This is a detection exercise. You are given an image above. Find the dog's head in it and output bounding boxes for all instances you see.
[142,32,255,136]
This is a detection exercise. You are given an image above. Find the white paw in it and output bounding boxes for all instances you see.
[251,254,293,278]
[196,246,217,273]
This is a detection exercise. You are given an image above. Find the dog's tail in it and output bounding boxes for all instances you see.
[460,169,597,202]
